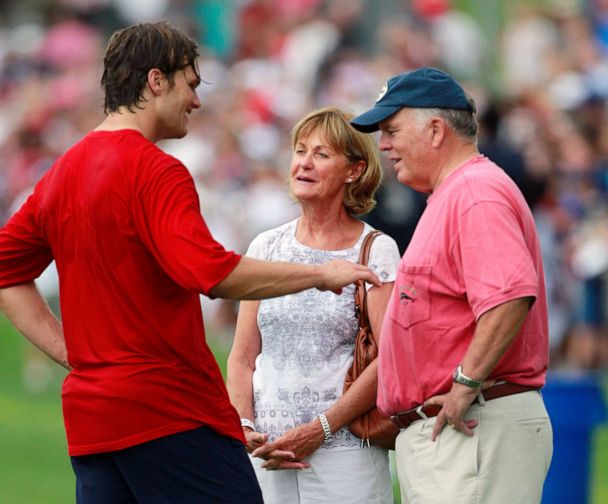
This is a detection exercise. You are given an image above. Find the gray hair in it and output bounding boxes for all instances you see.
[415,95,478,140]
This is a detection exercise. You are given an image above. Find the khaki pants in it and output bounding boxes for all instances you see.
[395,390,553,504]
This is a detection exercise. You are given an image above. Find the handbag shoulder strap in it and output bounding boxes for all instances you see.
[355,230,383,327]
[358,230,383,266]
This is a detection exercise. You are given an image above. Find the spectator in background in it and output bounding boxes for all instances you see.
[0,22,380,503]
[478,101,548,208]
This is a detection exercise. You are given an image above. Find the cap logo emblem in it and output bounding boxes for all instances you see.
[376,82,388,102]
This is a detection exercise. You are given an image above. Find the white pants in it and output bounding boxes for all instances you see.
[395,390,553,504]
[251,446,393,504]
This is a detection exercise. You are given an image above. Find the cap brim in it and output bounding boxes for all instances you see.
[350,105,401,133]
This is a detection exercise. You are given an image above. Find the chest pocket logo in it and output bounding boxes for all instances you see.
[392,264,432,328]
[399,285,418,304]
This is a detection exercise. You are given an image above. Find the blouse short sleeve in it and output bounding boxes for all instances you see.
[245,232,270,261]
[366,232,401,289]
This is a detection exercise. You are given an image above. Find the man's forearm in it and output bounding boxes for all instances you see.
[428,296,534,439]
[0,282,70,370]
[210,257,323,299]
[210,256,380,300]
[460,296,533,381]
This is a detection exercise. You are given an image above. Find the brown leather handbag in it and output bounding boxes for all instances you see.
[343,230,400,450]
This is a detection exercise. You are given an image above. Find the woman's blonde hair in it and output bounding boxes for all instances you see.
[290,106,382,216]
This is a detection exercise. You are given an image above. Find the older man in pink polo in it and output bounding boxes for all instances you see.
[351,67,553,504]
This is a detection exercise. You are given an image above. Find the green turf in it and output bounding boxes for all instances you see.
[0,394,73,503]
[0,315,73,503]
[1,315,606,503]
[593,426,608,504]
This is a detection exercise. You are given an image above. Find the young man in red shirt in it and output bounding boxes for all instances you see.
[0,22,379,504]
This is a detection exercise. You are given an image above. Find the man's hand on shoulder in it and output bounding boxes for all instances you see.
[316,259,381,294]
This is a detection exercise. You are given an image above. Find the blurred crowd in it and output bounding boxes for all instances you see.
[1,0,607,385]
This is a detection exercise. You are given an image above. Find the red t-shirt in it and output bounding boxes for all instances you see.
[0,130,244,455]
[378,155,549,414]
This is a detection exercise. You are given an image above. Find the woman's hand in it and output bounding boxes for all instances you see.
[244,428,268,454]
[251,420,325,470]
[245,428,309,470]
[257,452,311,471]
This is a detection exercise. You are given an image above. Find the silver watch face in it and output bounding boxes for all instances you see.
[453,365,481,388]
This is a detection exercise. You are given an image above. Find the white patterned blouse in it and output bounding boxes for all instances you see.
[246,218,400,451]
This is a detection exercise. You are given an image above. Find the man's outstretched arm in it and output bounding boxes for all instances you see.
[209,256,381,300]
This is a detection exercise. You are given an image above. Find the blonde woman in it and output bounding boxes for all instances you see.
[227,107,400,503]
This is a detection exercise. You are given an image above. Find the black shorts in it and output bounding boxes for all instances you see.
[70,425,263,503]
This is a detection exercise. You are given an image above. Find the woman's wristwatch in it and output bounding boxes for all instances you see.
[240,418,256,431]
[317,413,333,443]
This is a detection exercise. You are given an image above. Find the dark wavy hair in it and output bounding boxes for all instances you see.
[101,21,200,114]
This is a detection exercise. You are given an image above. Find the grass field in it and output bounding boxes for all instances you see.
[1,315,606,503]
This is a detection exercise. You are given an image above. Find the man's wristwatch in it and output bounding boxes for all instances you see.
[452,364,482,388]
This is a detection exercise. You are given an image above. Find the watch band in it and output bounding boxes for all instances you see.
[240,418,256,431]
[453,364,482,388]
[317,413,333,443]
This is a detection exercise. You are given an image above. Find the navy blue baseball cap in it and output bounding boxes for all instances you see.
[351,67,474,133]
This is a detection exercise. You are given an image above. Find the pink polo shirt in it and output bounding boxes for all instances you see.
[377,155,549,415]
